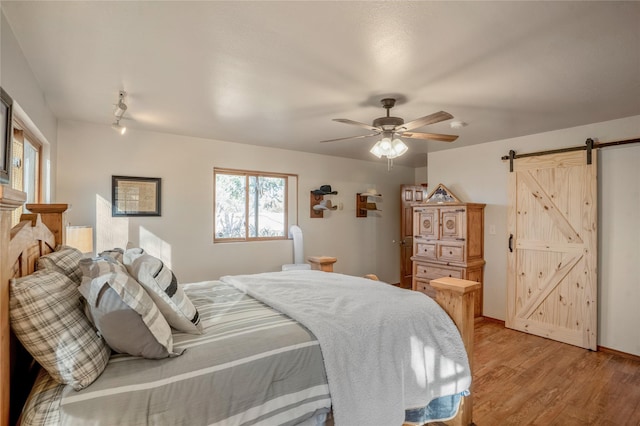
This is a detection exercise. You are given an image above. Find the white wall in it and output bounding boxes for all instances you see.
[428,115,640,356]
[414,166,428,187]
[56,120,414,284]
[1,11,57,200]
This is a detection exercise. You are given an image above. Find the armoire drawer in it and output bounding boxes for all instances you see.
[415,243,437,260]
[437,243,465,263]
[415,264,463,280]
[414,279,437,298]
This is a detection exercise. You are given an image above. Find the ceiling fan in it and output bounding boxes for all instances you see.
[320,98,459,145]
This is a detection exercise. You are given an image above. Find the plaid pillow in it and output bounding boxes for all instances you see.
[37,245,83,284]
[124,248,203,334]
[79,257,182,358]
[10,270,110,390]
[21,369,63,426]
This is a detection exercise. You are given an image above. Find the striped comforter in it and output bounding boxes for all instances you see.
[21,281,331,426]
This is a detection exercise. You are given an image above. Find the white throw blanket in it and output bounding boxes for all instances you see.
[221,270,471,426]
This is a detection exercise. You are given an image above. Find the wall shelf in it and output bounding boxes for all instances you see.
[356,192,382,217]
[310,192,325,218]
[310,186,338,218]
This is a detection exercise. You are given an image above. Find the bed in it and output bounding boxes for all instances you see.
[0,192,478,426]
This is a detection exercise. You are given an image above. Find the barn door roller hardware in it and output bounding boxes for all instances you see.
[502,137,640,172]
[586,137,594,165]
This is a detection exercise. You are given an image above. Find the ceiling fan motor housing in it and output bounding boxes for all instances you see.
[375,98,404,130]
[373,116,404,130]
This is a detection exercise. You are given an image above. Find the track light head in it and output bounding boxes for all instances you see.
[114,91,128,118]
[114,100,127,117]
[112,119,126,135]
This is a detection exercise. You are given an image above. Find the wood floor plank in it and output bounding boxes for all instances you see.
[470,319,640,426]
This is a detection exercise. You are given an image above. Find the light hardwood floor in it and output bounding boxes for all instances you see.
[471,319,640,425]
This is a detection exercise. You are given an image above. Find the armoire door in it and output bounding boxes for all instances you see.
[400,185,424,289]
[439,207,466,241]
[506,150,597,350]
[414,207,438,240]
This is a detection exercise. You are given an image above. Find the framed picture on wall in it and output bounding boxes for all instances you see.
[112,175,162,217]
[0,88,13,185]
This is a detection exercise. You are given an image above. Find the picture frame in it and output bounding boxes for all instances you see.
[112,175,161,217]
[0,87,13,185]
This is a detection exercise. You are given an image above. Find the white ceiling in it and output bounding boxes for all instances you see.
[2,1,639,167]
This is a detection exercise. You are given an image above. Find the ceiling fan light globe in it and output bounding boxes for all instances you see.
[392,139,408,156]
[370,142,383,158]
[380,137,392,151]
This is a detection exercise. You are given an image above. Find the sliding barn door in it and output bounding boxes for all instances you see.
[506,150,597,350]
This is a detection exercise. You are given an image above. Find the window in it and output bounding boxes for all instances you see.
[11,119,42,225]
[214,168,297,242]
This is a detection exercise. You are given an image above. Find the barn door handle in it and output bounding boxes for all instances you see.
[508,234,514,252]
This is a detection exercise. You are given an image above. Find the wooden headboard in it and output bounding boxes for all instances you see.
[0,186,62,426]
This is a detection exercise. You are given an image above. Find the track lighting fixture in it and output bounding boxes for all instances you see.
[112,90,127,134]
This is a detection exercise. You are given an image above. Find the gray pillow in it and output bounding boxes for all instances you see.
[124,248,203,334]
[37,245,83,284]
[79,257,183,359]
[10,269,110,390]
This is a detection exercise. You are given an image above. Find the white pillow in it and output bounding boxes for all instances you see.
[124,248,203,334]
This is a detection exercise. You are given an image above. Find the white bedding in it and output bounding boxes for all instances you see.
[221,270,471,426]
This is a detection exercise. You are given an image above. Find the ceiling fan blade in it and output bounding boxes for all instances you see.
[333,118,381,133]
[400,132,459,143]
[319,133,380,143]
[396,111,454,132]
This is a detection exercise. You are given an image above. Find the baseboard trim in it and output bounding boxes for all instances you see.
[598,345,640,361]
[475,316,505,325]
[476,317,640,360]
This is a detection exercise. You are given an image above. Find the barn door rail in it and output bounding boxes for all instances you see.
[502,137,640,172]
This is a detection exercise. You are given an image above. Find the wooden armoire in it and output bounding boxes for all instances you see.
[411,184,485,317]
